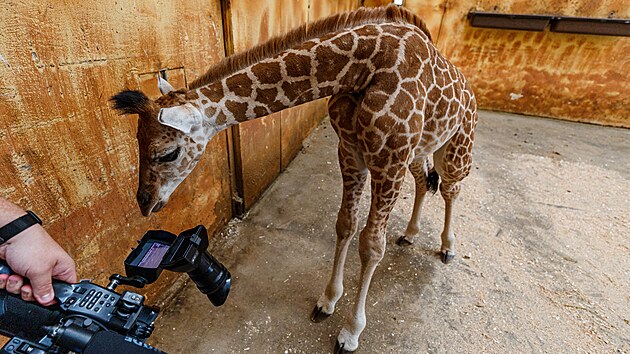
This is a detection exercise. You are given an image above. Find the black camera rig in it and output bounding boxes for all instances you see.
[0,225,231,354]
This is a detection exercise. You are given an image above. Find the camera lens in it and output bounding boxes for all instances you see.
[187,253,231,306]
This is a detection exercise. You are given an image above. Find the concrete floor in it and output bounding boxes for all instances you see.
[150,111,629,353]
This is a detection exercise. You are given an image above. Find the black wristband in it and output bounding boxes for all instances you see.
[0,211,43,244]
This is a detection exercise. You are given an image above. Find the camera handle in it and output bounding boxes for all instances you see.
[106,274,148,291]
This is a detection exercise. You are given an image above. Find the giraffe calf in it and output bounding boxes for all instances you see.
[111,5,477,353]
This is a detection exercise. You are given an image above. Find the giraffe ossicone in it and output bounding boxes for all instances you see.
[111,5,477,352]
[158,76,175,95]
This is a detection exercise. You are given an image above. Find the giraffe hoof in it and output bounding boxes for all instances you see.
[396,236,413,247]
[311,305,332,323]
[334,340,355,354]
[441,251,455,264]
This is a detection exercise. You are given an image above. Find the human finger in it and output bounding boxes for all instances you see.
[0,274,9,289]
[6,274,24,294]
[21,284,35,302]
[27,267,55,305]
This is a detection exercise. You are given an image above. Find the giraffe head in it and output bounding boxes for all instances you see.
[111,78,216,216]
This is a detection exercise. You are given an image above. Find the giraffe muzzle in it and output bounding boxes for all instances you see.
[137,190,166,216]
[152,200,165,213]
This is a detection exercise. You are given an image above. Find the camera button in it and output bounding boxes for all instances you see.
[87,295,101,309]
[17,343,32,353]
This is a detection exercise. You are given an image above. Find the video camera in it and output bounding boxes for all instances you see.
[0,225,231,354]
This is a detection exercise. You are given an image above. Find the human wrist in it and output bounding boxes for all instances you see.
[0,200,43,244]
[0,198,28,229]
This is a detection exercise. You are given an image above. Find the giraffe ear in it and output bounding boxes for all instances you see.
[158,103,203,134]
[158,76,175,95]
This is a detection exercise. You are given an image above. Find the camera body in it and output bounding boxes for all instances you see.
[0,225,231,354]
[0,280,160,354]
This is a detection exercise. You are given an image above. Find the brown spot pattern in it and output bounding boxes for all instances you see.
[252,62,282,84]
[200,84,224,101]
[282,80,312,103]
[284,53,311,77]
[315,46,350,83]
[225,101,248,122]
[256,87,279,104]
[226,73,253,97]
[215,111,228,125]
[331,33,355,51]
[354,38,376,60]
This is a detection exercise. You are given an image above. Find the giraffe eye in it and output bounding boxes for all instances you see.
[157,147,181,163]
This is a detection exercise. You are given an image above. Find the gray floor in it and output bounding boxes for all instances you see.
[150,111,629,353]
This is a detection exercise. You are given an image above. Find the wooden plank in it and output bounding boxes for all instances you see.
[229,0,308,210]
[0,0,231,302]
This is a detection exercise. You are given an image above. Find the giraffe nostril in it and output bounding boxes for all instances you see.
[137,190,151,206]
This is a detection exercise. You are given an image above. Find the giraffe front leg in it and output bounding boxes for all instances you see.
[311,202,360,322]
[335,170,404,353]
[335,224,386,353]
[312,144,367,323]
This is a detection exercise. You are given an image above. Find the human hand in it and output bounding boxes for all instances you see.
[0,225,77,305]
[0,199,76,306]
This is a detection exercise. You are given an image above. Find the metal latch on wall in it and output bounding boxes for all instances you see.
[468,11,630,36]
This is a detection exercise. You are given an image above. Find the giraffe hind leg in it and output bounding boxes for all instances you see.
[433,127,474,264]
[396,158,440,247]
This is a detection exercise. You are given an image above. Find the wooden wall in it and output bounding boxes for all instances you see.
[227,0,360,210]
[0,0,233,300]
[365,0,630,127]
[0,0,361,303]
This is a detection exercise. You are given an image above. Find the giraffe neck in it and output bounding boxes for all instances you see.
[190,23,402,133]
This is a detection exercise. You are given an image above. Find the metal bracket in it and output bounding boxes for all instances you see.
[468,11,630,36]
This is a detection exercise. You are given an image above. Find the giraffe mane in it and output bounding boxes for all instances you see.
[188,5,432,90]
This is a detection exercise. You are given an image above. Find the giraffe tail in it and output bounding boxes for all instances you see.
[426,168,440,195]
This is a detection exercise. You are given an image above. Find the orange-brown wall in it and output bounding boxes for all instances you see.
[0,0,363,305]
[365,0,630,127]
[0,0,232,301]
